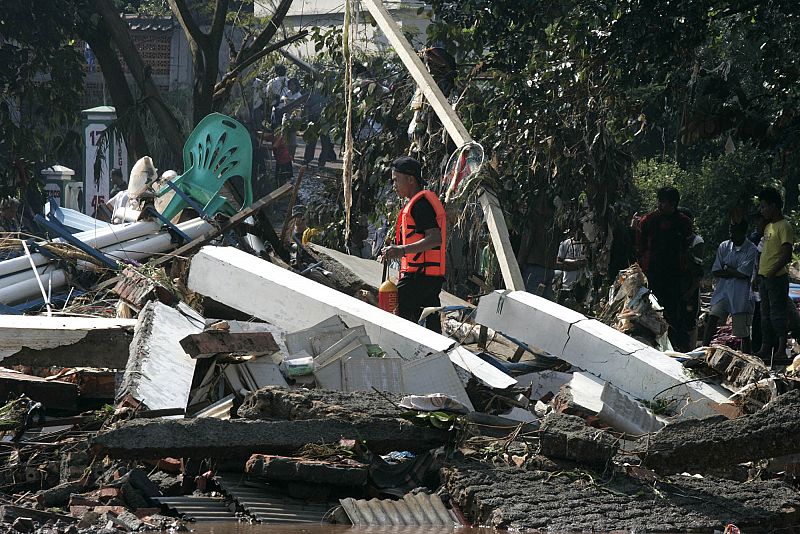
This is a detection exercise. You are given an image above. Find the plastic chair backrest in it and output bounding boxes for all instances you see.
[158,113,253,221]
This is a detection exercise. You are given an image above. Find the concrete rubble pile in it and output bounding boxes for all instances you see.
[4,182,800,533]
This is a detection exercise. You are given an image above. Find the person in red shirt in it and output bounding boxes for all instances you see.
[636,186,694,351]
[381,156,447,333]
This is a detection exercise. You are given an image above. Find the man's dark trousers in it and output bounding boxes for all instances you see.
[647,272,688,350]
[760,273,790,348]
[397,272,444,334]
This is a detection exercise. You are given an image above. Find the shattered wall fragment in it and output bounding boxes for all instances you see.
[117,301,204,412]
[476,290,733,419]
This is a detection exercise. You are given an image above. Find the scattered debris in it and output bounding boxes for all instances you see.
[3,131,800,532]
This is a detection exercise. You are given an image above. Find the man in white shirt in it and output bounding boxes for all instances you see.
[265,65,288,127]
[556,237,586,289]
[555,236,587,304]
[702,220,758,353]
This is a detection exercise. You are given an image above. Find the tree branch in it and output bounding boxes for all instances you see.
[236,0,294,68]
[209,0,230,49]
[167,0,208,48]
[212,31,307,108]
[92,0,185,159]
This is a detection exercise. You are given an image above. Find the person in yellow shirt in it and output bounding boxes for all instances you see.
[755,187,795,363]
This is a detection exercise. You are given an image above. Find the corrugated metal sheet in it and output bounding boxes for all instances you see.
[339,492,461,527]
[151,495,236,522]
[217,473,336,524]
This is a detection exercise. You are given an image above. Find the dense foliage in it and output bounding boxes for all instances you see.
[0,2,84,202]
[302,0,800,292]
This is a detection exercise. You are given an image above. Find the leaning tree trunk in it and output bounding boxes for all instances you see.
[91,0,185,161]
[81,26,151,161]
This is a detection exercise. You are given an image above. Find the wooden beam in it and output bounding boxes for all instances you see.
[361,0,469,147]
[479,190,525,290]
[360,0,525,291]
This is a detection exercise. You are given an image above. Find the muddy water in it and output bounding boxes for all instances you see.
[186,524,496,534]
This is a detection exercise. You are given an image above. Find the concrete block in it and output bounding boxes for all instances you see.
[554,372,664,435]
[539,412,617,467]
[476,291,732,418]
[0,315,136,369]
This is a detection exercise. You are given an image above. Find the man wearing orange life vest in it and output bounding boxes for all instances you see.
[381,156,447,333]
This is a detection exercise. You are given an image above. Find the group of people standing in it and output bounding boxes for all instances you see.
[252,65,336,182]
[638,185,795,363]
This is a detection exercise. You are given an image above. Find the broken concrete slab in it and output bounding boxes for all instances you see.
[188,246,452,360]
[538,412,617,467]
[246,454,368,487]
[0,316,136,369]
[402,353,474,410]
[640,389,800,474]
[179,331,279,358]
[0,369,77,411]
[91,417,449,458]
[440,461,800,531]
[516,370,573,401]
[475,290,732,418]
[553,372,664,435]
[448,346,517,390]
[237,386,403,422]
[188,247,516,387]
[116,301,204,412]
[308,243,471,308]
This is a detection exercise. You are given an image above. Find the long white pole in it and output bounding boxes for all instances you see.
[0,218,212,305]
[360,0,525,291]
[0,221,161,278]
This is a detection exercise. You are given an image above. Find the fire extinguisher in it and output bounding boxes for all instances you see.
[378,260,398,313]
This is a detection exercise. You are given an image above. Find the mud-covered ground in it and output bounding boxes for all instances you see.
[441,459,800,532]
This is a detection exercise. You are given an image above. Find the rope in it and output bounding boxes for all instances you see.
[341,0,355,249]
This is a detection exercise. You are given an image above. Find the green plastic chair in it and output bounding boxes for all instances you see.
[158,113,253,221]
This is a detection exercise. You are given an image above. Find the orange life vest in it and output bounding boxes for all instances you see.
[396,189,447,277]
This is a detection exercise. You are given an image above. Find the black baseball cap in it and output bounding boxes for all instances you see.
[391,156,422,183]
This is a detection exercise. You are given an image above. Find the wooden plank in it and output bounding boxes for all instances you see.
[361,0,470,147]
[360,0,524,291]
[479,190,525,290]
[179,331,280,359]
